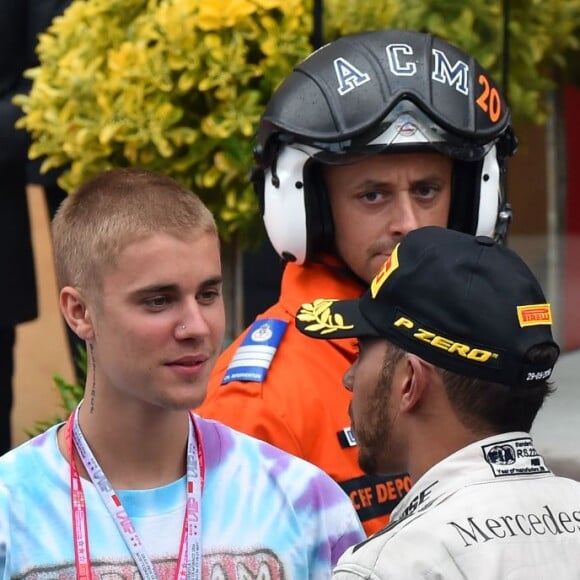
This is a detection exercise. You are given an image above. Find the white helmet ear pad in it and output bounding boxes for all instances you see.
[262,146,311,264]
[475,145,501,238]
[448,145,504,239]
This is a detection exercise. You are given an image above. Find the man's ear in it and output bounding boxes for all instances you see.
[399,355,434,413]
[59,286,95,341]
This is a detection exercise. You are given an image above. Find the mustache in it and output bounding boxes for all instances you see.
[366,242,398,259]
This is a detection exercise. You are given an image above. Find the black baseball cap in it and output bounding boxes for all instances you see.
[296,226,559,386]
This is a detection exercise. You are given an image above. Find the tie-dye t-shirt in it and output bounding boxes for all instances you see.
[0,415,364,579]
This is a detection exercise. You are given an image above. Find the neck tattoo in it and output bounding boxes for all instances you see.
[89,343,96,414]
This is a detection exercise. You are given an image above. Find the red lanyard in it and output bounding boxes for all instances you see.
[67,407,204,579]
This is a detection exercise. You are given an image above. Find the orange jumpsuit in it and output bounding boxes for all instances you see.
[197,260,411,536]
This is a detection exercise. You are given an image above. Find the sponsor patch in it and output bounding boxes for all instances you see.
[482,437,549,477]
[448,504,580,548]
[397,480,439,520]
[221,319,288,384]
[517,304,552,327]
[393,314,500,366]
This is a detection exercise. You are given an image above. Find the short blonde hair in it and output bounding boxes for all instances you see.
[52,168,218,296]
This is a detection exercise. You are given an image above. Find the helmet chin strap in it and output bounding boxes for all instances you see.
[494,202,513,244]
[491,127,517,244]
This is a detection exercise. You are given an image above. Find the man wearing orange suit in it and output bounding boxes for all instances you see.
[197,29,517,535]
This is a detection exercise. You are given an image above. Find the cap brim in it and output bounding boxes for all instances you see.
[295,297,380,339]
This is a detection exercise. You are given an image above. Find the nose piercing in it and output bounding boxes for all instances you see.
[180,324,186,330]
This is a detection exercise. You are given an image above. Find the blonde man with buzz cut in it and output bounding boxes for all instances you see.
[0,168,364,578]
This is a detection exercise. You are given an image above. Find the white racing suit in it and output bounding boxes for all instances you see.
[333,432,580,579]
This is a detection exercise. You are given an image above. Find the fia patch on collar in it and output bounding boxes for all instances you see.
[221,318,288,384]
[482,437,550,477]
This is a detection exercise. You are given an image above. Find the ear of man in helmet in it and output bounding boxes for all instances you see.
[253,29,517,270]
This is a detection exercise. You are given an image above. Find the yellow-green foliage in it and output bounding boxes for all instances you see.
[16,0,312,244]
[17,0,579,247]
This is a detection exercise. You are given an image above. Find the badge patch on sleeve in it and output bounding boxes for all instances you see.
[221,319,288,384]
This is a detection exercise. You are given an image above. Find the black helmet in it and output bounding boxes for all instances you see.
[253,29,517,264]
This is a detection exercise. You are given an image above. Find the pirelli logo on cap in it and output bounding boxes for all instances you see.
[371,243,400,298]
[517,304,552,328]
